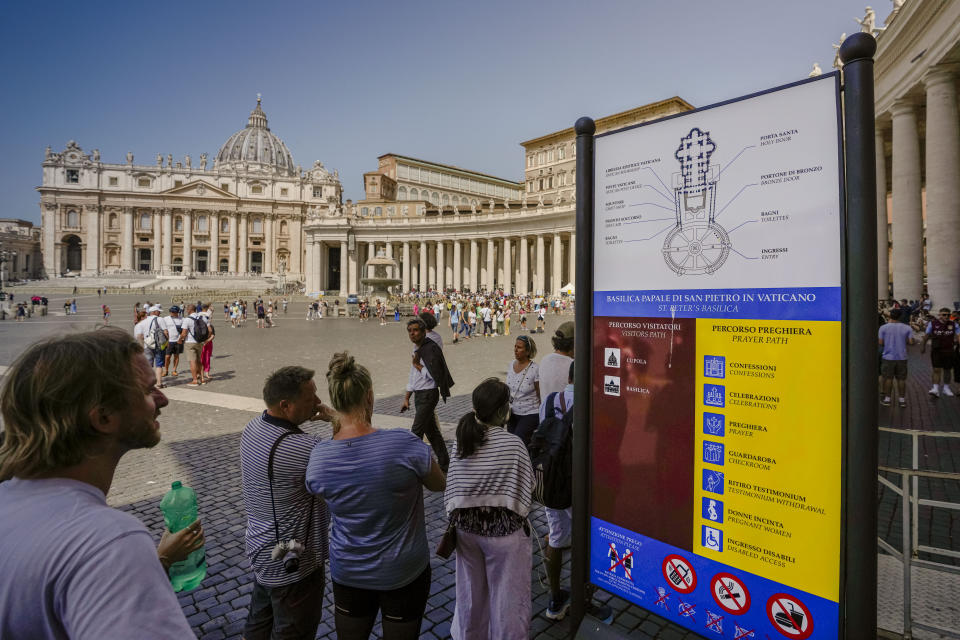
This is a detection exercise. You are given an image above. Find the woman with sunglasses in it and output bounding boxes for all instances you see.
[506,334,540,445]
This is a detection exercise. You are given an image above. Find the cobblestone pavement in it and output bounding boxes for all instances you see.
[1,289,958,637]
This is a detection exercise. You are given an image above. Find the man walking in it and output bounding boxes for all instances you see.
[134,304,166,389]
[921,307,959,397]
[175,304,206,387]
[402,317,453,471]
[241,366,336,640]
[879,308,916,407]
[161,305,184,377]
[0,328,200,639]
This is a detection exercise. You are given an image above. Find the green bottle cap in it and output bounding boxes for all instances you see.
[171,481,182,489]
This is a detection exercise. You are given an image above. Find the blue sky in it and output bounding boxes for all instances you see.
[1,0,880,223]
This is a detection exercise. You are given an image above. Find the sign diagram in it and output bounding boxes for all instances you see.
[766,593,814,639]
[662,554,698,593]
[663,127,731,276]
[711,572,751,615]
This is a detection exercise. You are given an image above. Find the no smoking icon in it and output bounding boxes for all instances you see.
[661,554,697,594]
[766,593,814,639]
[710,572,750,615]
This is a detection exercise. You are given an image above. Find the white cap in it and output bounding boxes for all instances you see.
[150,304,163,313]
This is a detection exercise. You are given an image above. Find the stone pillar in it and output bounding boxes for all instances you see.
[419,241,428,291]
[402,241,411,292]
[304,238,314,292]
[340,241,349,293]
[85,205,100,274]
[453,240,462,290]
[209,211,220,273]
[890,100,924,300]
[436,241,445,292]
[162,208,173,274]
[519,236,529,295]
[228,214,237,273]
[153,209,162,272]
[265,215,274,274]
[317,242,326,290]
[568,232,576,294]
[485,238,495,291]
[469,238,479,292]
[122,207,134,270]
[503,237,512,294]
[367,242,375,277]
[182,210,193,274]
[536,234,546,295]
[42,203,56,276]
[552,232,562,295]
[238,213,248,273]
[348,244,358,295]
[924,66,960,308]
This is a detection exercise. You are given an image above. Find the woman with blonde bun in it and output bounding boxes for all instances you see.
[305,352,445,640]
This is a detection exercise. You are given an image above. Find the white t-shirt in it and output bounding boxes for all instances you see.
[480,307,492,322]
[133,315,162,346]
[0,478,195,640]
[507,360,540,416]
[160,315,184,341]
[180,313,202,344]
[539,353,573,398]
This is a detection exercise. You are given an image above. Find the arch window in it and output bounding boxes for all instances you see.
[280,220,288,235]
[252,218,263,234]
[66,210,79,227]
[431,192,439,206]
[197,215,208,232]
[410,188,418,200]
[398,186,407,200]
[172,257,183,273]
[175,216,183,232]
[442,194,449,206]
[374,206,383,216]
[219,258,229,272]
[220,218,229,233]
[139,213,151,230]
[453,196,460,205]
[361,207,369,216]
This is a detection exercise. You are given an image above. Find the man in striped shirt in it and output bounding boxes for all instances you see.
[241,366,337,640]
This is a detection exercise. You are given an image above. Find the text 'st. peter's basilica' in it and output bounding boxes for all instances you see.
[37,97,342,281]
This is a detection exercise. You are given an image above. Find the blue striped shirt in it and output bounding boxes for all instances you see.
[240,412,329,587]
[305,429,432,590]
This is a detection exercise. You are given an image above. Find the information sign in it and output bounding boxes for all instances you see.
[589,74,843,638]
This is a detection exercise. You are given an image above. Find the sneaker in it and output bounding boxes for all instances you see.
[930,385,940,397]
[899,397,907,408]
[881,396,891,407]
[545,590,571,621]
[585,602,614,624]
[943,386,955,397]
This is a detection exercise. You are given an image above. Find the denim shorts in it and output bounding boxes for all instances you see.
[244,567,325,640]
[144,348,165,368]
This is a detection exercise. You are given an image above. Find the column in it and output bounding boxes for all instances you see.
[228,213,237,273]
[890,100,924,300]
[924,67,960,307]
[42,203,56,276]
[386,242,395,281]
[419,241,428,291]
[340,240,349,293]
[568,232,576,294]
[368,242,376,277]
[162,208,173,274]
[238,213,248,273]
[436,241,445,292]
[552,232,562,295]
[317,242,326,290]
[453,240,462,290]
[519,236,529,295]
[182,210,193,274]
[536,234,545,295]
[347,244,358,295]
[875,130,889,299]
[402,241,411,291]
[209,211,220,273]
[469,239,479,292]
[485,238,495,291]
[503,237,512,294]
[153,209,162,272]
[428,242,437,290]
[85,205,99,274]
[265,215,274,274]
[122,207,134,270]
[305,238,315,292]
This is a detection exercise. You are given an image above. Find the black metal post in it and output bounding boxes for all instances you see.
[839,31,878,639]
[571,116,596,636]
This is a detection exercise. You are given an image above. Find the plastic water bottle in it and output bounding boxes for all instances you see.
[159,481,207,592]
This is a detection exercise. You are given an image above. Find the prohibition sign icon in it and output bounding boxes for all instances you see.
[662,554,697,594]
[766,593,814,639]
[710,572,751,615]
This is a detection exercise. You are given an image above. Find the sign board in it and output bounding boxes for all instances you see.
[589,74,843,638]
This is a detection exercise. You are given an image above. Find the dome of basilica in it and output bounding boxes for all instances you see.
[214,97,296,176]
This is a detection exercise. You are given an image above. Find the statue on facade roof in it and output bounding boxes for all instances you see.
[537,193,544,207]
[809,62,823,77]
[157,153,163,166]
[832,34,847,69]
[185,154,191,168]
[854,6,876,33]
[521,193,528,208]
[891,0,904,9]
[200,152,208,170]
[470,202,477,214]
[488,199,495,213]
[166,154,173,168]
[45,146,52,160]
[126,151,134,164]
[92,149,100,162]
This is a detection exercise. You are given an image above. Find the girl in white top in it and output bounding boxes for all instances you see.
[505,335,540,445]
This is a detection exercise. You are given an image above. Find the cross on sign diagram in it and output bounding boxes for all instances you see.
[661,554,697,593]
[710,572,751,615]
[766,593,814,639]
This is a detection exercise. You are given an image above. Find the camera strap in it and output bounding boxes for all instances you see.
[266,431,314,549]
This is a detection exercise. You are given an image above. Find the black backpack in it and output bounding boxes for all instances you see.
[528,392,573,509]
[191,314,210,342]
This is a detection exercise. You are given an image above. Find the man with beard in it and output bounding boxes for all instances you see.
[0,328,201,639]
[401,317,453,471]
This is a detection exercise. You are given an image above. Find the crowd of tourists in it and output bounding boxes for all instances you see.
[0,298,593,639]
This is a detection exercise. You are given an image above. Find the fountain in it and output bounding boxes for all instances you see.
[360,249,402,299]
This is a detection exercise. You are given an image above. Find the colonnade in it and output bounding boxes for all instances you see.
[876,64,960,305]
[305,231,576,297]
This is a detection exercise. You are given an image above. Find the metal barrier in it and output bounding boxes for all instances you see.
[877,427,960,639]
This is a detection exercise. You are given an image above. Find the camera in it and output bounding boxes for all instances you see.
[271,539,305,574]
